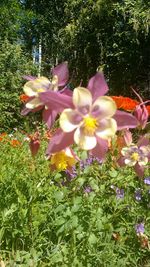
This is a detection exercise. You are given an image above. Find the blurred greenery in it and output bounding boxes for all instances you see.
[0,131,150,266]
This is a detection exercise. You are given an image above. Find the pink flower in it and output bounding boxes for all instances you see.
[59,87,117,150]
[132,88,149,129]
[22,62,71,128]
[46,72,138,159]
[134,104,149,129]
[118,135,150,177]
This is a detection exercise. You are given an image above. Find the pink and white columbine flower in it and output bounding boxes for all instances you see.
[45,71,138,159]
[118,135,150,177]
[23,62,69,109]
[21,62,71,128]
[121,145,149,166]
[59,87,117,150]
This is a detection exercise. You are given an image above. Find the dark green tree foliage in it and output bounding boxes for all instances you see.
[0,0,38,131]
[24,0,150,97]
[0,0,21,41]
[23,0,67,71]
[0,40,37,132]
[58,0,150,96]
[0,0,36,43]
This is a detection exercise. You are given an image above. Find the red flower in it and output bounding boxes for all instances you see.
[111,96,139,111]
[11,139,21,147]
[146,105,150,116]
[0,133,7,142]
[19,94,30,103]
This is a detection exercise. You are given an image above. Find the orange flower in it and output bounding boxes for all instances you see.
[111,96,139,111]
[28,131,40,141]
[44,130,54,141]
[19,94,30,103]
[0,133,7,142]
[11,139,21,147]
[146,105,150,116]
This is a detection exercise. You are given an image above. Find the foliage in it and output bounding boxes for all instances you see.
[0,130,150,266]
[23,0,150,97]
[0,0,35,43]
[0,39,38,132]
[59,0,150,96]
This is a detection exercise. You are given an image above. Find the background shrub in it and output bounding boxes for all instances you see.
[0,39,38,132]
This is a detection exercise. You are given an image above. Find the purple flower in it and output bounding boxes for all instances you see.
[144,177,150,185]
[135,223,144,234]
[110,185,124,199]
[80,156,102,170]
[84,186,93,193]
[65,166,77,180]
[135,189,142,201]
[116,188,124,199]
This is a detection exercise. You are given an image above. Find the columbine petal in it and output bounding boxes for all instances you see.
[23,77,50,96]
[73,87,92,111]
[140,146,150,156]
[117,157,126,167]
[113,110,138,130]
[46,129,74,156]
[61,87,73,96]
[90,137,108,160]
[26,97,43,109]
[52,62,69,87]
[124,158,136,166]
[21,107,31,116]
[60,109,82,132]
[123,129,133,146]
[121,146,138,157]
[95,118,117,140]
[92,96,117,119]
[74,128,97,150]
[138,136,150,147]
[134,163,145,177]
[23,75,36,81]
[87,72,109,99]
[33,76,51,88]
[42,109,58,129]
[23,82,38,97]
[21,102,43,115]
[39,90,73,109]
[138,157,148,166]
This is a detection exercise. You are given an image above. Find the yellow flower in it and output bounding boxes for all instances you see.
[50,148,78,171]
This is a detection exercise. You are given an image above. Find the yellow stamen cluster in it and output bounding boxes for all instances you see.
[50,151,76,171]
[83,116,98,135]
[37,88,46,93]
[131,152,139,161]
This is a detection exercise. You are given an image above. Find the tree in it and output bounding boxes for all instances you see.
[23,0,149,97]
[57,0,150,97]
[0,39,37,132]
